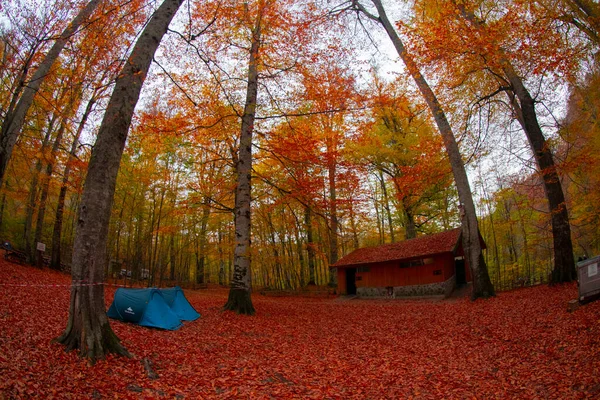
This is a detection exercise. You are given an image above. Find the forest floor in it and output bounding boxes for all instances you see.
[1,260,599,399]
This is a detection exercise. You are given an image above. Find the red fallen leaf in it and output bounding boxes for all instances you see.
[0,261,600,398]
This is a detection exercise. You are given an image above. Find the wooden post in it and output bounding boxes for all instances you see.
[567,299,580,313]
[36,242,46,268]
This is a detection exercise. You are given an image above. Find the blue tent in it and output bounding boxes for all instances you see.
[107,288,182,330]
[160,286,201,321]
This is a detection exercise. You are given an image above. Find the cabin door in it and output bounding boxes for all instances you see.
[346,268,357,295]
[455,258,467,285]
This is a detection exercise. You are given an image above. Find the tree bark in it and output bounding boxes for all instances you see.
[379,171,395,242]
[305,206,316,285]
[455,3,576,284]
[224,7,263,315]
[0,0,101,188]
[51,97,95,270]
[24,116,57,263]
[401,196,417,240]
[327,153,339,285]
[505,75,576,283]
[196,197,211,284]
[55,0,184,363]
[33,118,67,266]
[361,0,495,298]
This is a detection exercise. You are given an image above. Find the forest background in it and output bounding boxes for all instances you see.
[1,0,598,296]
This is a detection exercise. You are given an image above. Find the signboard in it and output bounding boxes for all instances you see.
[36,242,46,252]
[589,263,598,278]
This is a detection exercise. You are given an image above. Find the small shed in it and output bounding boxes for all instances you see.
[331,228,478,298]
[577,256,600,302]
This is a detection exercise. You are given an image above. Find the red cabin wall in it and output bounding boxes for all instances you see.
[337,268,346,294]
[354,254,454,289]
[335,252,476,295]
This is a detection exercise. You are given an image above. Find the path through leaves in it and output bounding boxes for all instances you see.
[1,260,599,398]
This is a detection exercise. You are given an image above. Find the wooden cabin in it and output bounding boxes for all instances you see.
[331,228,478,297]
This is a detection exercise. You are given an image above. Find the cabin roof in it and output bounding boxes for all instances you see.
[332,228,463,268]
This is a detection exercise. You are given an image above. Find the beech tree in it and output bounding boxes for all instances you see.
[348,0,495,299]
[0,0,101,188]
[352,77,455,239]
[56,0,184,362]
[406,0,577,283]
[456,2,576,283]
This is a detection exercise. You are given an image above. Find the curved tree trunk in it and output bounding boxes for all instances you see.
[224,7,262,316]
[362,0,495,299]
[0,0,101,188]
[504,71,576,283]
[55,0,184,363]
[454,3,576,284]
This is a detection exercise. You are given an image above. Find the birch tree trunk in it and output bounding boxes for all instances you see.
[223,9,262,315]
[55,0,184,363]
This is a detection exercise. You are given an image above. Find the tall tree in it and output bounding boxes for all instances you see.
[349,0,495,299]
[454,1,576,284]
[0,0,101,188]
[352,77,455,239]
[223,1,264,315]
[56,0,184,362]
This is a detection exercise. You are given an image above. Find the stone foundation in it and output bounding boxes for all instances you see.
[357,275,456,298]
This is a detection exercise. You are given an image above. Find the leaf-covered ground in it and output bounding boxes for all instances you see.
[1,261,599,399]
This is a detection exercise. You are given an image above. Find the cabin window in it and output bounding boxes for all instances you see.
[400,259,424,268]
[357,266,370,273]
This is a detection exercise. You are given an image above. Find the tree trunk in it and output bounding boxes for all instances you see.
[196,197,210,284]
[564,0,600,43]
[0,0,101,187]
[363,0,495,298]
[373,183,384,244]
[379,170,395,242]
[33,122,66,266]
[55,0,184,362]
[224,9,262,315]
[51,97,95,270]
[401,196,417,240]
[218,225,225,285]
[327,140,339,286]
[0,192,5,235]
[169,231,176,281]
[504,76,576,283]
[24,116,57,263]
[455,3,576,284]
[305,206,316,285]
[151,186,166,284]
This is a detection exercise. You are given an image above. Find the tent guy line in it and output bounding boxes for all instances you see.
[0,281,132,288]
